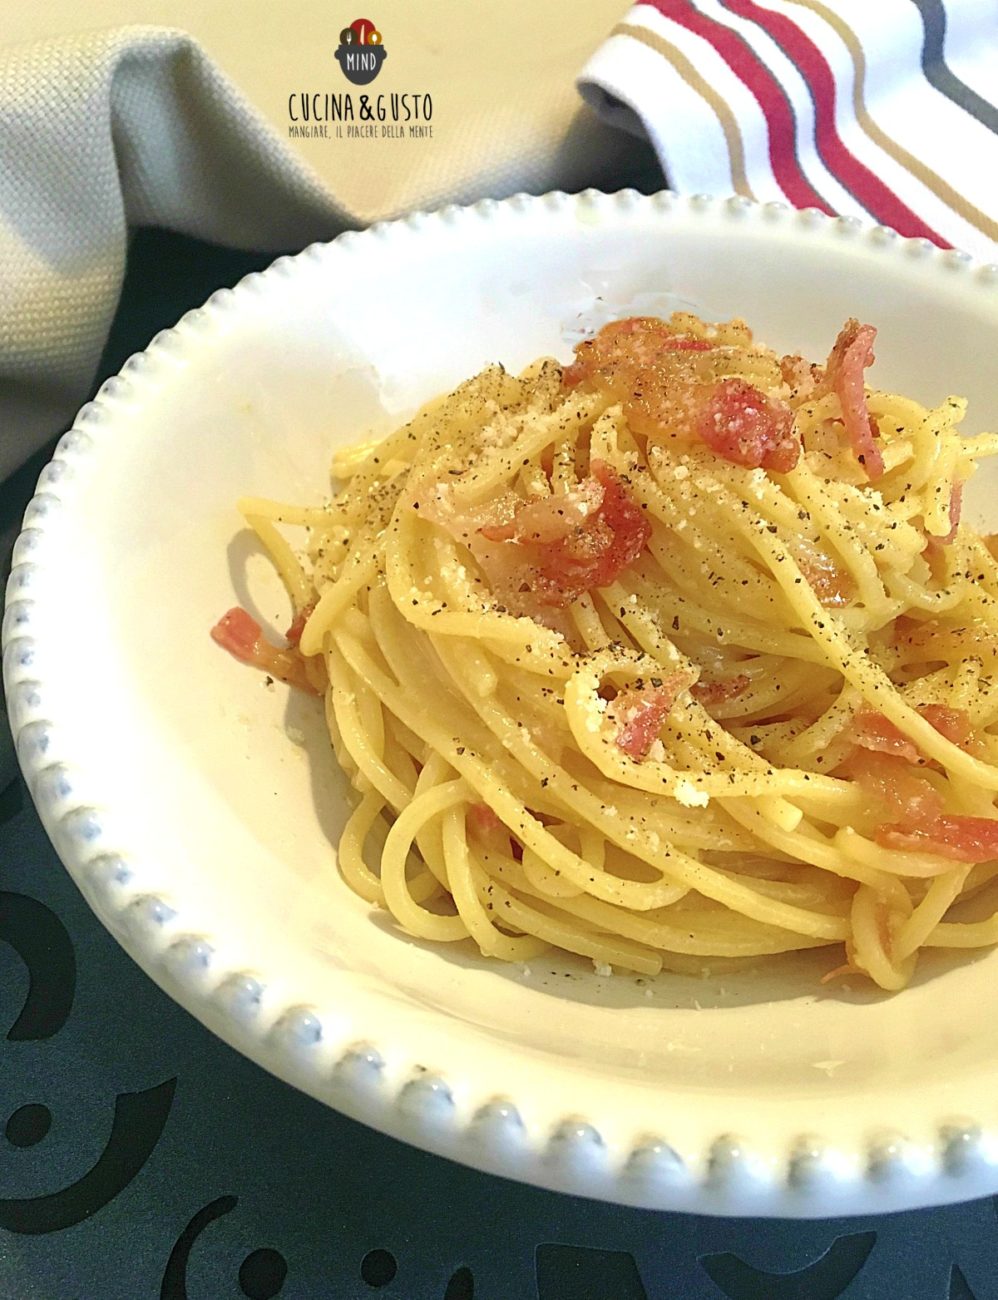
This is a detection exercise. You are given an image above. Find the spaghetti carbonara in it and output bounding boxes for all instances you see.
[213,313,998,991]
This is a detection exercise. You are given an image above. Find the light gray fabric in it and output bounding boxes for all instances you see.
[0,26,347,481]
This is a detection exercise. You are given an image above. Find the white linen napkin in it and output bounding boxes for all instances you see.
[579,0,998,263]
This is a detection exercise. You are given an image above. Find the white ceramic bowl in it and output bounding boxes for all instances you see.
[7,192,998,1218]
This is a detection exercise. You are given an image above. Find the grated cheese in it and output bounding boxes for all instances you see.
[674,779,709,808]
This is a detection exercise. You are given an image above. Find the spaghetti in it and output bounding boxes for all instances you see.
[213,313,998,990]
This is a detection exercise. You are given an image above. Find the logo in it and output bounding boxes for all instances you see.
[335,18,387,84]
[287,16,433,141]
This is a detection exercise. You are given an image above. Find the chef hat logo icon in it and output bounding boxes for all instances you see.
[336,18,387,84]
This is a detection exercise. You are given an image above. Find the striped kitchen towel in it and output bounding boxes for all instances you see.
[578,0,998,263]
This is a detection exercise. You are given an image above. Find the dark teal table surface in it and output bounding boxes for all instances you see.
[1,227,997,1300]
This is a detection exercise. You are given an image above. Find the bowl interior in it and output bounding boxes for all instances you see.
[23,197,998,1191]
